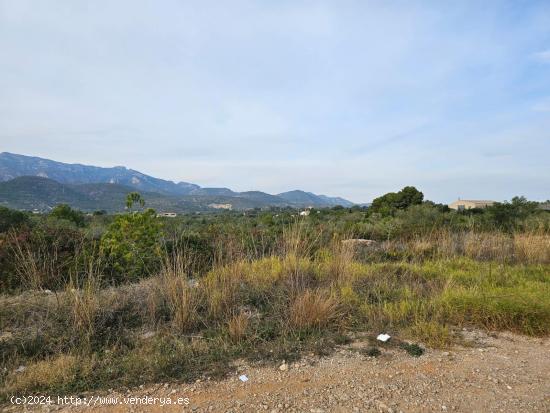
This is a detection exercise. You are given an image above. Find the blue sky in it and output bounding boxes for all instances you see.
[1,1,549,203]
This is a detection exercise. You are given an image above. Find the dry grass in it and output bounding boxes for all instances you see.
[203,261,244,320]
[65,260,102,348]
[151,252,200,332]
[514,233,550,264]
[8,230,68,290]
[1,228,549,400]
[3,355,81,394]
[227,311,249,342]
[371,231,550,265]
[464,232,513,261]
[288,289,340,331]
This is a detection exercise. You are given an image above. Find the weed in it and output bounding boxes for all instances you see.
[400,342,424,357]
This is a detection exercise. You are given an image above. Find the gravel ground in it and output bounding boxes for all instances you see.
[7,330,550,413]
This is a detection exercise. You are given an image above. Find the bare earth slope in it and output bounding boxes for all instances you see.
[8,331,550,413]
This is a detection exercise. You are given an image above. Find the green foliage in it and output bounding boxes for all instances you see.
[100,208,163,282]
[0,206,29,233]
[125,192,145,210]
[369,186,424,217]
[50,204,85,227]
[483,196,540,232]
[400,342,424,357]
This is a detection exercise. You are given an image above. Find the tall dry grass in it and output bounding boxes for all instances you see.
[148,250,201,332]
[65,251,103,348]
[514,233,550,264]
[8,230,66,290]
[372,230,550,264]
[227,311,250,342]
[288,289,340,331]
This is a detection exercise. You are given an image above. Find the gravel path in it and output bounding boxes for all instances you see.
[7,330,550,413]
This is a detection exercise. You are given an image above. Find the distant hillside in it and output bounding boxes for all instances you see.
[0,176,92,211]
[237,191,289,206]
[0,177,291,212]
[0,152,199,195]
[278,190,354,208]
[0,177,174,212]
[188,187,236,196]
[0,153,355,210]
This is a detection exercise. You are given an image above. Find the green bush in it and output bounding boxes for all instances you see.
[0,207,29,233]
[100,209,163,283]
[369,186,424,217]
[50,204,85,227]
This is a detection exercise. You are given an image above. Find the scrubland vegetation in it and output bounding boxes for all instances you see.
[1,189,549,400]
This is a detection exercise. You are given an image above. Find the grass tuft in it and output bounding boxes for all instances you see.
[288,289,340,332]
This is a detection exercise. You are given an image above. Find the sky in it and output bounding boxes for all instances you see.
[1,1,549,203]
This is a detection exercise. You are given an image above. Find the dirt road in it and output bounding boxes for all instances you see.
[7,330,550,412]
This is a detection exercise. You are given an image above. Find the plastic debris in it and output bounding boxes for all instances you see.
[238,374,249,382]
[376,333,391,342]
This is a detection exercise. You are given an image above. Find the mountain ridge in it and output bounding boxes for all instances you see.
[0,153,355,211]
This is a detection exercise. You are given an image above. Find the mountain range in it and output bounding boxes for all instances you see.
[0,153,354,212]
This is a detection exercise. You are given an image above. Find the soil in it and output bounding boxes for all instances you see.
[7,329,550,413]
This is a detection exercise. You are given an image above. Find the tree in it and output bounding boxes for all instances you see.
[484,196,539,231]
[126,192,145,210]
[0,206,29,233]
[101,193,162,282]
[50,204,85,227]
[369,186,424,216]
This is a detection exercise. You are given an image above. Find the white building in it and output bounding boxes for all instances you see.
[448,199,495,211]
[157,212,177,218]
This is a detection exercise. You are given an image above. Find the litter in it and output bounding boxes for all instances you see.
[238,374,249,382]
[376,333,391,342]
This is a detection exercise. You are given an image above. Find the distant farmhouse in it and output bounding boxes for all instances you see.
[157,212,177,218]
[448,199,495,211]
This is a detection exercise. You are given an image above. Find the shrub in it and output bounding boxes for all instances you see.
[50,204,85,227]
[100,209,163,282]
[400,342,424,357]
[0,207,29,233]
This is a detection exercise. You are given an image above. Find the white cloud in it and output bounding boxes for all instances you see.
[533,49,550,62]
